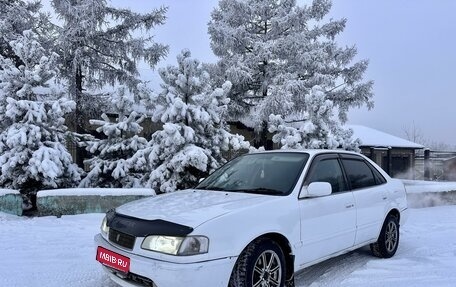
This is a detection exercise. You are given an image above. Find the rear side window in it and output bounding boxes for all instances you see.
[341,159,376,190]
[367,162,387,184]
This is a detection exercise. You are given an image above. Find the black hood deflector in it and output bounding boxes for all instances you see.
[106,210,193,237]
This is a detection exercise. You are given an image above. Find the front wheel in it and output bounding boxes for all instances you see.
[370,214,400,258]
[229,238,286,287]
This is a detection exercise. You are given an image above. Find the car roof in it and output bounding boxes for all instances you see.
[249,149,360,157]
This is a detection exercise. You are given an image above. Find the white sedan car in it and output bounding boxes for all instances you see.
[95,150,408,287]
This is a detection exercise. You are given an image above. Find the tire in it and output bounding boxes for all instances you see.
[229,238,286,287]
[370,214,400,258]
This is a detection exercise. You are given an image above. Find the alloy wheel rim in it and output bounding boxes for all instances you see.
[252,250,282,287]
[385,221,398,252]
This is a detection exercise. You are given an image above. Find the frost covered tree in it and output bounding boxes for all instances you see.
[0,0,55,68]
[0,30,81,194]
[132,50,249,193]
[79,86,148,188]
[268,86,360,150]
[51,0,168,165]
[208,0,373,149]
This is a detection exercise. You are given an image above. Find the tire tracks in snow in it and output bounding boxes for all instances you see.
[295,248,372,286]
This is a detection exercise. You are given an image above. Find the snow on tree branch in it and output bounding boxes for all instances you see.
[0,30,82,193]
[208,0,373,149]
[132,50,249,193]
[79,86,148,188]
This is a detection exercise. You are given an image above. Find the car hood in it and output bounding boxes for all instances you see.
[115,189,275,229]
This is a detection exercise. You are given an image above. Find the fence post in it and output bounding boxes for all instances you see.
[387,147,392,176]
[424,148,431,180]
[370,147,375,161]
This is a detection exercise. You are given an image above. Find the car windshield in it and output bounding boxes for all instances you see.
[196,152,309,196]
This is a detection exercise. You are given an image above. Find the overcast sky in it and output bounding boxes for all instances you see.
[44,0,456,146]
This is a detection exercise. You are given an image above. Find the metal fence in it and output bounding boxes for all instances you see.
[415,150,456,181]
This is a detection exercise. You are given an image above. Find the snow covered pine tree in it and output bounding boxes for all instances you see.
[0,31,81,196]
[132,50,249,193]
[0,0,54,69]
[208,0,373,149]
[80,86,148,188]
[51,0,168,166]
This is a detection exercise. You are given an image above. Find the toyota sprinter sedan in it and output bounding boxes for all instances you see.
[95,150,408,287]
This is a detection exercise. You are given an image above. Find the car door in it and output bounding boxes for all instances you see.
[298,154,357,266]
[340,154,387,245]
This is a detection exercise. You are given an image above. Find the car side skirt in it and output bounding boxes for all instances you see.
[295,240,377,272]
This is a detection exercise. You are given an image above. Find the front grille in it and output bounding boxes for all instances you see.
[105,266,156,287]
[109,228,135,249]
[129,272,156,287]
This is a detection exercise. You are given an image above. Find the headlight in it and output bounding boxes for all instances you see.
[100,215,109,235]
[141,235,209,256]
[178,236,209,256]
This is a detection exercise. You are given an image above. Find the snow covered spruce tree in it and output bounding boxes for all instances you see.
[79,86,148,188]
[268,86,360,150]
[0,0,54,69]
[0,0,52,130]
[0,31,81,194]
[132,50,249,193]
[208,0,373,149]
[51,0,168,165]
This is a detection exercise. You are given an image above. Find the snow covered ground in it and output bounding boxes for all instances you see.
[1,205,455,287]
[295,205,456,286]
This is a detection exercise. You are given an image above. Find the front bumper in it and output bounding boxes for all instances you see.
[95,234,236,287]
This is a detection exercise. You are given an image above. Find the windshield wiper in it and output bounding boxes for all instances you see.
[195,186,233,192]
[231,187,284,195]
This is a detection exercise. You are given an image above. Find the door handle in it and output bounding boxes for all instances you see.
[345,204,354,209]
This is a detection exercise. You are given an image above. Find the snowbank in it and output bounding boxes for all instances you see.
[402,179,456,193]
[403,180,456,208]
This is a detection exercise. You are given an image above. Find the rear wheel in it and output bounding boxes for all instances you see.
[370,214,400,258]
[229,238,286,287]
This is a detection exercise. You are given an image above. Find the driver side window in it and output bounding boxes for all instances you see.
[306,158,348,193]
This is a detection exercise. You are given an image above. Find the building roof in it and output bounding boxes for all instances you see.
[348,124,424,149]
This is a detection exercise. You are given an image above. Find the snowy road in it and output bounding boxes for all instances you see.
[1,206,455,287]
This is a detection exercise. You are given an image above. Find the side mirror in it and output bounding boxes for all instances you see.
[198,178,205,183]
[301,182,332,198]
